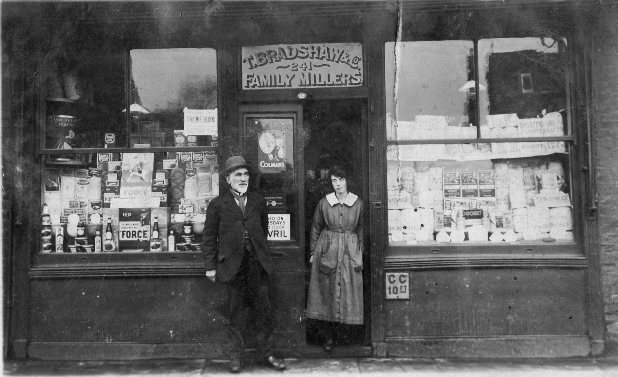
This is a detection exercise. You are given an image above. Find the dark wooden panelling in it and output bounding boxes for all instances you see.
[30,270,306,347]
[386,336,590,358]
[30,278,228,343]
[270,271,306,348]
[28,342,227,360]
[27,342,373,361]
[386,268,587,338]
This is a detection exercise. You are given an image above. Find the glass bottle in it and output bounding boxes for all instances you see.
[167,229,176,252]
[94,230,102,253]
[103,216,116,252]
[149,215,162,252]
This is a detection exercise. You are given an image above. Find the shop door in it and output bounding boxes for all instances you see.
[239,104,307,348]
[239,100,370,351]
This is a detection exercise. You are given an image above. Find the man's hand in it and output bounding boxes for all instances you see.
[206,269,216,282]
[309,255,314,264]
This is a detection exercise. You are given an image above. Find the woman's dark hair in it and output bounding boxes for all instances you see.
[328,165,354,192]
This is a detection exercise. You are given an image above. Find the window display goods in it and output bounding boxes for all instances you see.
[387,156,573,245]
[40,151,218,253]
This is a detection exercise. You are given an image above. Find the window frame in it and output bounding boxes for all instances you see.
[381,10,585,260]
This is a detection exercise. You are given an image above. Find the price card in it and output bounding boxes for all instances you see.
[385,272,410,300]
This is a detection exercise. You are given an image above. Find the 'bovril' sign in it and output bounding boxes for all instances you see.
[242,43,363,90]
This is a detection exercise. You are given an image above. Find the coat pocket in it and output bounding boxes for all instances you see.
[349,238,363,272]
[350,249,363,272]
[317,245,337,274]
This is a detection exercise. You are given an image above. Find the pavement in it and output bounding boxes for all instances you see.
[4,356,618,377]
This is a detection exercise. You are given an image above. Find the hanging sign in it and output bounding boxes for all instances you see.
[385,272,410,300]
[183,108,217,136]
[267,214,290,241]
[242,43,363,90]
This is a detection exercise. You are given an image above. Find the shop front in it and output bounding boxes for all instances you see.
[2,0,605,360]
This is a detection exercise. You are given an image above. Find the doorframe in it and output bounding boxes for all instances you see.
[237,100,373,355]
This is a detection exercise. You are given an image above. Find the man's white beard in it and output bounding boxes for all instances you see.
[236,185,248,194]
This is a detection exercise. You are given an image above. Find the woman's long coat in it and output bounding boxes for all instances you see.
[306,192,364,325]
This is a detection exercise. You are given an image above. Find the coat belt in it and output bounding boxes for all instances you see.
[326,227,353,233]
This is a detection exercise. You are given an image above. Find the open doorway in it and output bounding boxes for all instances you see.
[301,99,368,349]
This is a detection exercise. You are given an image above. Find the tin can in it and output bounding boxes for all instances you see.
[41,225,53,242]
[41,241,53,254]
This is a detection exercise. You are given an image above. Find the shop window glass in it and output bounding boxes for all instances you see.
[130,48,218,147]
[385,41,476,140]
[385,39,574,247]
[43,52,126,149]
[478,38,569,138]
[39,48,220,254]
[41,150,220,253]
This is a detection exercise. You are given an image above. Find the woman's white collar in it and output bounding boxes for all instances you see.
[326,192,358,207]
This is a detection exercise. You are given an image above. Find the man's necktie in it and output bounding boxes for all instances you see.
[238,195,246,214]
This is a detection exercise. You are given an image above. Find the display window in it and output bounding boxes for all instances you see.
[39,48,219,254]
[384,38,576,249]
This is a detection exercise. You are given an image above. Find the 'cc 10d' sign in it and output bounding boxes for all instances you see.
[385,272,410,300]
[242,43,363,90]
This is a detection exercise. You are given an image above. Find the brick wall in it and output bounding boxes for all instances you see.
[591,6,618,352]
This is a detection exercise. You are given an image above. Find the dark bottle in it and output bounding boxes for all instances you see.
[103,217,116,252]
[149,216,161,252]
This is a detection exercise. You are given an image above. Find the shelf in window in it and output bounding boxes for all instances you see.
[387,136,574,145]
[46,97,79,104]
[385,242,586,270]
[30,251,206,279]
[40,146,219,155]
[386,241,580,258]
[44,157,91,167]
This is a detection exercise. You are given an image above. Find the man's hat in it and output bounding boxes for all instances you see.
[224,155,251,175]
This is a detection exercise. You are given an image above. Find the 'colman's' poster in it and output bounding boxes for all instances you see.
[252,118,294,174]
[258,130,286,173]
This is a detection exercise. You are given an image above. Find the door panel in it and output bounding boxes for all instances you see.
[239,104,306,347]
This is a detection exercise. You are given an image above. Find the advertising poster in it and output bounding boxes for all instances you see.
[120,153,154,200]
[118,208,151,251]
[268,213,290,241]
[251,117,294,174]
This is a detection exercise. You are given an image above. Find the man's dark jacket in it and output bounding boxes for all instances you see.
[202,190,274,283]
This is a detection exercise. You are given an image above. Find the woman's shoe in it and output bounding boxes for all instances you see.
[264,354,286,371]
[229,357,242,373]
[323,337,334,352]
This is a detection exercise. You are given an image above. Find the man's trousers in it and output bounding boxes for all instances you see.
[225,249,274,359]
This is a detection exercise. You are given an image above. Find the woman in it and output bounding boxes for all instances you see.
[307,165,364,351]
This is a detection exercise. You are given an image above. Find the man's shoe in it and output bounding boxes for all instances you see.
[323,337,334,352]
[229,357,242,373]
[264,355,286,371]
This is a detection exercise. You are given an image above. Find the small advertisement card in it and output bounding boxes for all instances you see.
[267,213,290,241]
[183,108,218,136]
[118,208,151,251]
